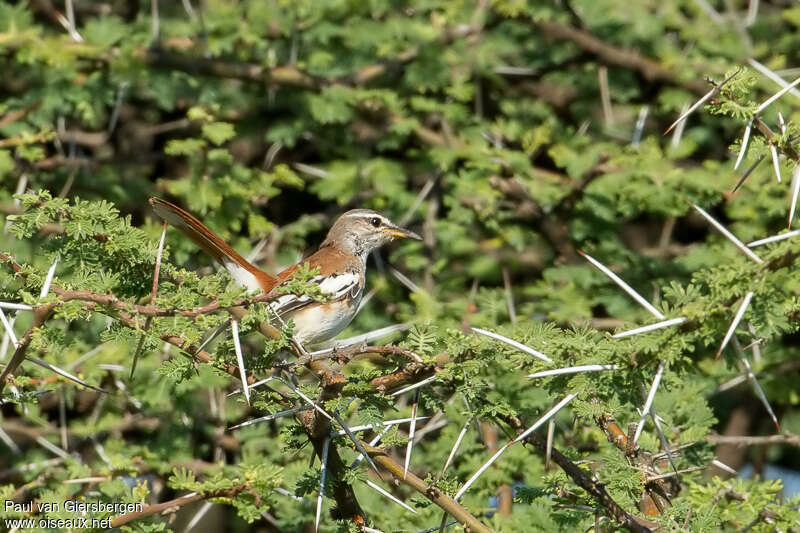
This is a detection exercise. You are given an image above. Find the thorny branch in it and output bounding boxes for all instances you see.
[364,443,494,533]
[502,413,657,533]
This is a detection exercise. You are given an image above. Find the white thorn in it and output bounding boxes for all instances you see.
[330,417,429,437]
[664,85,716,135]
[691,204,764,264]
[0,309,18,347]
[315,437,330,533]
[26,356,105,393]
[747,229,800,247]
[229,405,309,430]
[711,459,739,475]
[310,323,411,356]
[527,364,619,379]
[733,337,780,429]
[612,317,687,339]
[0,302,33,311]
[364,480,418,514]
[231,320,250,405]
[441,416,474,475]
[404,392,419,479]
[770,144,782,183]
[471,327,552,363]
[633,361,666,446]
[40,258,58,299]
[390,375,437,397]
[671,103,690,147]
[632,105,649,146]
[717,292,754,359]
[733,118,753,171]
[184,501,213,533]
[578,251,664,319]
[755,74,800,114]
[747,58,800,102]
[789,166,800,229]
[454,393,577,500]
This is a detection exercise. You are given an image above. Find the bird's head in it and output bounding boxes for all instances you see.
[322,209,421,258]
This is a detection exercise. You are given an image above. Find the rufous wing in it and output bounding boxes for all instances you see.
[149,197,278,292]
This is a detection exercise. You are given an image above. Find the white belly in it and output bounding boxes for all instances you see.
[284,297,360,345]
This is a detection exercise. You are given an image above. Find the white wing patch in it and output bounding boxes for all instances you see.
[317,272,360,299]
[268,272,360,317]
[222,258,263,293]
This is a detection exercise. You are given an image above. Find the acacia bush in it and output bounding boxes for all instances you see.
[1,1,800,532]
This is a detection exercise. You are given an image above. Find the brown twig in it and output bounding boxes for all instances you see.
[364,443,493,533]
[708,433,800,448]
[109,485,246,528]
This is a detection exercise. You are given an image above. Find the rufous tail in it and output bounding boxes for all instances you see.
[149,197,277,292]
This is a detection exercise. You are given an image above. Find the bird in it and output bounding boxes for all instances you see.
[149,198,421,345]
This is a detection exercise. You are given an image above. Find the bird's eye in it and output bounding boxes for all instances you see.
[370,217,381,227]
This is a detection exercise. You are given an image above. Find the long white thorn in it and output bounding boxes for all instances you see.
[441,416,474,476]
[34,435,71,460]
[712,459,739,475]
[389,266,420,293]
[350,427,392,469]
[747,229,800,247]
[671,103,690,147]
[229,405,309,430]
[331,411,381,476]
[0,309,18,347]
[691,204,764,264]
[404,391,420,479]
[747,58,800,101]
[732,337,780,430]
[310,323,411,356]
[649,405,678,476]
[391,375,438,397]
[612,317,687,339]
[755,74,800,114]
[0,302,33,311]
[197,320,230,354]
[664,72,735,135]
[364,480,418,514]
[274,486,310,504]
[274,378,333,422]
[315,437,330,533]
[471,327,552,363]
[717,292,754,359]
[578,251,664,318]
[632,105,649,146]
[332,417,430,437]
[527,364,619,379]
[770,144,782,183]
[184,501,213,533]
[40,258,58,299]
[400,177,437,226]
[733,118,753,171]
[633,361,666,446]
[0,316,13,362]
[26,356,106,393]
[230,320,250,405]
[789,166,800,229]
[454,393,577,500]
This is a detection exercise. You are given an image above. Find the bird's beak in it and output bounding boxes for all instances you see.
[384,224,422,241]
